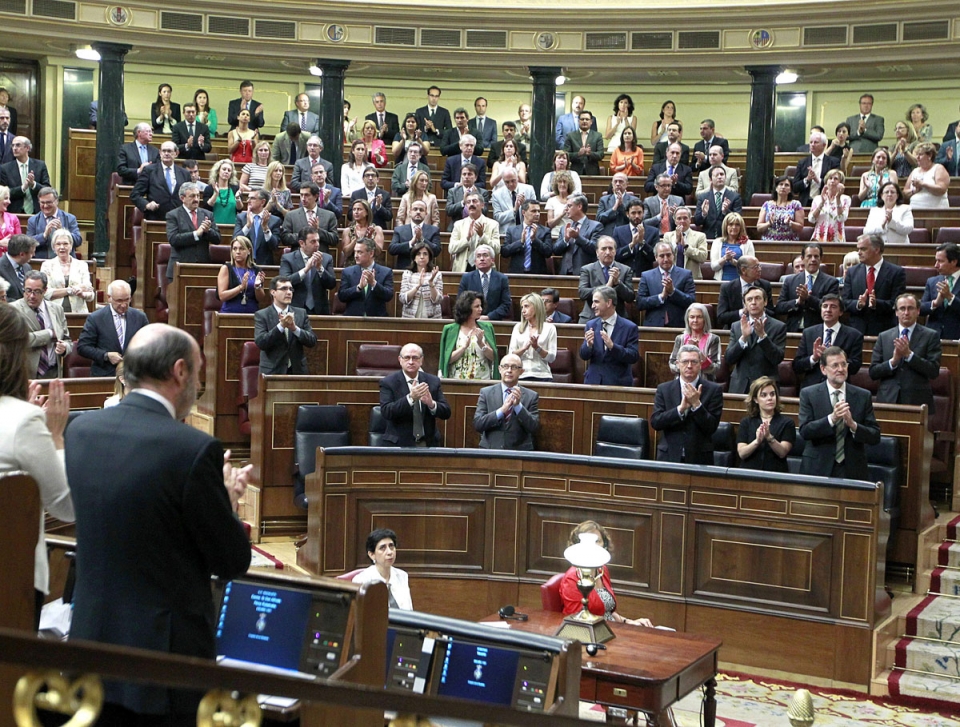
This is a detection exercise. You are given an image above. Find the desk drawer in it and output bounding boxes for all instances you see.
[596,680,661,712]
[579,675,597,702]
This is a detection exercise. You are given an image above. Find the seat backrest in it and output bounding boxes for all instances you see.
[749,193,772,207]
[594,415,649,460]
[777,360,797,397]
[294,405,351,479]
[540,573,565,613]
[908,228,931,244]
[930,368,954,461]
[64,350,93,378]
[712,421,736,467]
[549,348,575,384]
[700,261,714,280]
[556,298,577,321]
[758,261,785,282]
[210,244,232,264]
[631,356,645,388]
[848,368,878,394]
[440,294,453,319]
[843,226,864,243]
[935,227,960,244]
[356,344,403,376]
[203,288,221,336]
[903,266,937,287]
[784,165,797,179]
[368,405,388,447]
[866,436,901,515]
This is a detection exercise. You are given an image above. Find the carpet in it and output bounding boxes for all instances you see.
[250,544,283,569]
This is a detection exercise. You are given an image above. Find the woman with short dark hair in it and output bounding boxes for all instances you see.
[438,291,498,379]
[352,528,412,610]
[736,376,795,473]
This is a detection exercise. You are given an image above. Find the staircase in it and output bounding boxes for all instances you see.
[873,513,960,709]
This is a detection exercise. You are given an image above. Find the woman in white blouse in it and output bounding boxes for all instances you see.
[352,528,412,610]
[864,182,915,246]
[509,293,557,382]
[40,229,94,312]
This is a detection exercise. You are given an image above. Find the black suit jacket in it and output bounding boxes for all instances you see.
[0,158,51,213]
[500,224,554,274]
[253,305,317,374]
[474,383,539,451]
[651,141,690,166]
[841,261,907,336]
[650,377,724,465]
[694,188,743,239]
[643,162,693,197]
[365,110,400,143]
[726,317,787,394]
[920,274,960,340]
[869,324,942,411]
[66,393,250,716]
[117,141,159,184]
[458,269,512,320]
[415,105,452,143]
[691,138,730,172]
[440,127,485,158]
[774,271,840,332]
[792,155,841,207]
[233,211,282,266]
[389,223,442,270]
[278,250,335,314]
[716,278,775,328]
[150,101,181,132]
[0,130,14,165]
[228,98,266,130]
[0,255,26,300]
[349,187,393,227]
[165,206,221,279]
[442,154,488,191]
[338,263,395,317]
[76,304,149,377]
[793,324,864,388]
[171,120,212,159]
[799,383,880,477]
[379,369,451,447]
[131,162,191,221]
[613,223,656,277]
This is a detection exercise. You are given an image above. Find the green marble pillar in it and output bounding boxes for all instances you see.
[316,59,350,188]
[528,66,562,196]
[744,65,782,202]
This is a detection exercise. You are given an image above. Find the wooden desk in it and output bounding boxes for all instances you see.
[482,610,720,727]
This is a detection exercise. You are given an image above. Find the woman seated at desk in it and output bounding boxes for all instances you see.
[559,520,652,627]
[352,528,412,610]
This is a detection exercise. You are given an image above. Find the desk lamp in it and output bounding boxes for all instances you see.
[554,533,615,644]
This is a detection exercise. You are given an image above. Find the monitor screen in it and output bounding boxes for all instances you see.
[435,638,520,707]
[385,627,431,693]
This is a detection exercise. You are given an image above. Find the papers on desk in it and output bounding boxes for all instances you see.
[39,598,72,638]
[258,695,299,708]
[481,620,511,628]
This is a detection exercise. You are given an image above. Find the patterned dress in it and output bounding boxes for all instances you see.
[451,329,492,380]
[811,194,851,243]
[760,200,802,241]
[860,169,894,209]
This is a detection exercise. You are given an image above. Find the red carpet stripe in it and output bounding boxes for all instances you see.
[894,637,911,668]
[941,541,954,566]
[932,567,945,593]
[947,515,960,540]
[905,594,940,636]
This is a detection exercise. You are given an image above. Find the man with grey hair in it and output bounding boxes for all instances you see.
[291,135,333,189]
[77,279,149,377]
[579,285,639,386]
[365,91,400,142]
[651,343,724,464]
[0,233,36,301]
[379,342,451,448]
[442,133,487,191]
[554,194,602,275]
[450,192,500,273]
[474,353,540,451]
[67,323,252,724]
[234,189,281,265]
[0,135,50,214]
[12,270,72,378]
[117,122,159,184]
[793,129,840,207]
[458,243,511,320]
[491,167,536,235]
[26,186,82,258]
[165,181,221,280]
[131,140,190,221]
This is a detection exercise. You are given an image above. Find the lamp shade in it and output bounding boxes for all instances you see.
[563,533,611,569]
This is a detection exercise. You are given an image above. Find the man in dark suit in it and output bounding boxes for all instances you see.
[793,294,864,389]
[468,96,498,148]
[380,343,451,447]
[486,121,528,167]
[799,347,881,478]
[117,123,159,184]
[869,293,942,412]
[164,182,221,280]
[389,199,441,270]
[233,189,281,266]
[309,164,342,219]
[441,135,487,191]
[792,131,840,207]
[596,173,639,236]
[349,166,392,227]
[441,108,484,158]
[562,110,604,176]
[501,200,554,274]
[578,235,634,323]
[842,233,907,336]
[725,285,786,394]
[716,256,775,328]
[279,228,335,315]
[0,136,50,214]
[542,288,572,324]
[921,243,960,340]
[935,126,960,175]
[458,244,512,320]
[443,165,489,230]
[775,243,840,331]
[227,80,265,131]
[845,93,884,153]
[474,354,540,451]
[281,182,338,253]
[650,343,724,464]
[643,143,693,197]
[170,103,211,160]
[391,142,430,198]
[614,200,656,278]
[579,286,639,387]
[0,108,15,165]
[26,187,82,258]
[291,136,333,190]
[338,238,394,317]
[691,119,730,174]
[637,242,696,327]
[554,194,602,275]
[694,166,743,239]
[640,175,686,250]
[130,141,190,222]
[67,324,251,724]
[254,275,318,375]
[0,234,36,301]
[366,92,400,143]
[281,93,320,135]
[415,86,452,144]
[650,122,690,166]
[77,280,148,377]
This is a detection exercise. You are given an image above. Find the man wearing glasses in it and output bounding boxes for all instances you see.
[799,347,880,478]
[474,353,540,451]
[12,270,71,378]
[379,343,451,448]
[253,275,317,375]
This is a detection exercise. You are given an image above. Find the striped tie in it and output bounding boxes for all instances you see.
[36,308,50,376]
[833,389,845,464]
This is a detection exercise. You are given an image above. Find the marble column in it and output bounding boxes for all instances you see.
[528,66,562,195]
[92,42,131,266]
[316,59,350,187]
[744,65,782,202]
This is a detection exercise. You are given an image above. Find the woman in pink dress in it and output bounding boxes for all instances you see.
[0,185,21,255]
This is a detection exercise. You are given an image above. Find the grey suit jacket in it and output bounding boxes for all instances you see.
[164,206,221,279]
[726,316,787,394]
[253,305,317,375]
[281,109,319,135]
[578,261,635,322]
[278,250,335,314]
[474,383,540,451]
[491,183,537,232]
[12,298,72,376]
[280,206,339,252]
[846,113,885,153]
[271,133,308,164]
[291,155,333,190]
[869,324,942,411]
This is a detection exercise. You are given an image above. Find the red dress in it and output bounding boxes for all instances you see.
[230,138,254,165]
[559,565,616,617]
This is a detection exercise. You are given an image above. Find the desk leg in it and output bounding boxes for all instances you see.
[704,677,717,727]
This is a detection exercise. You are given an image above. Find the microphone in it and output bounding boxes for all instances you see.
[584,643,607,657]
[498,605,528,621]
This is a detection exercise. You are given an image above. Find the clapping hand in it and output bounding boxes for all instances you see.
[811,336,825,361]
[892,333,912,364]
[755,421,769,444]
[739,313,754,340]
[223,449,254,510]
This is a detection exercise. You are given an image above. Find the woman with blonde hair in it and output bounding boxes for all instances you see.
[545,171,574,240]
[709,212,754,281]
[397,170,440,227]
[40,229,95,312]
[810,169,851,243]
[341,199,385,267]
[261,161,292,218]
[361,119,387,168]
[204,159,243,224]
[508,293,557,382]
[539,150,582,201]
[239,140,272,192]
[857,148,898,209]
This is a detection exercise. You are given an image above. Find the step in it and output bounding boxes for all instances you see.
[888,636,960,678]
[887,668,960,705]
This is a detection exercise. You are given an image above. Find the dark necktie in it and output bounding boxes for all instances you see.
[289,139,298,165]
[409,378,425,441]
[833,390,845,464]
[378,113,384,129]
[300,112,307,131]
[0,132,5,159]
[503,387,513,422]
[36,308,50,376]
[602,266,610,282]
[481,272,489,298]
[16,264,25,286]
[188,123,194,138]
[824,327,833,346]
[523,227,532,270]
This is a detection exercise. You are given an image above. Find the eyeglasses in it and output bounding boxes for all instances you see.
[500,364,522,370]
[23,288,44,296]
[400,355,422,361]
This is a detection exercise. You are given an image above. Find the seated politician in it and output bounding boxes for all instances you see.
[352,528,412,610]
[736,376,796,473]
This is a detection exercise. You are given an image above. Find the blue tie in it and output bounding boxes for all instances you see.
[523,227,532,271]
[807,274,813,290]
[253,215,262,258]
[139,145,147,165]
[166,165,175,193]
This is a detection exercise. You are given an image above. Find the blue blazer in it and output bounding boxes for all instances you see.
[920,274,960,340]
[579,315,639,386]
[636,266,696,327]
[550,310,572,324]
[233,212,282,266]
[458,269,512,320]
[337,263,395,317]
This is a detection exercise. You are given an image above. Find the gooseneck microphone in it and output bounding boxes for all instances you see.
[498,605,529,621]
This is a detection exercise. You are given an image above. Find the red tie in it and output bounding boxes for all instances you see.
[866,265,875,294]
[659,198,670,234]
[191,210,198,228]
